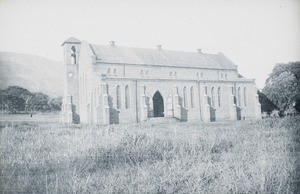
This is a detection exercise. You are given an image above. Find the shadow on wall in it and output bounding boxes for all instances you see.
[146,96,153,118]
[180,106,188,122]
[108,96,119,124]
[233,96,242,120]
[178,96,188,122]
[210,107,216,122]
[72,104,80,124]
[236,106,241,120]
[207,96,216,122]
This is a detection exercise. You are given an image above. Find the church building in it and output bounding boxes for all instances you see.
[60,37,261,124]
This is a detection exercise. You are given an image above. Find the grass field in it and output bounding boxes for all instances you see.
[1,115,299,193]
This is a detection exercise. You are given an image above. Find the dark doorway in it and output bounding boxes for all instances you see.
[153,91,164,117]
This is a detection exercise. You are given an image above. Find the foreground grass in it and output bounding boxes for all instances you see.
[1,117,299,193]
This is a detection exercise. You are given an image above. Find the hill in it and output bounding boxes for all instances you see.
[0,52,64,97]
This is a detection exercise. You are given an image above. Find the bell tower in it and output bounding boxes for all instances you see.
[60,37,81,124]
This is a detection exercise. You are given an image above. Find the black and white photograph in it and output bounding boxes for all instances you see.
[0,0,299,193]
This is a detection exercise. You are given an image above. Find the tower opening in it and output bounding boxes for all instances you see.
[71,46,76,64]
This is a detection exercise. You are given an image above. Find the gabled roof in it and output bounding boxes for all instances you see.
[62,37,81,46]
[89,44,237,70]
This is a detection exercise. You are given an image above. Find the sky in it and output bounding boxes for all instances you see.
[0,0,299,89]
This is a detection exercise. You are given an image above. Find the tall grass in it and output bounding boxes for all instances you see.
[1,117,299,193]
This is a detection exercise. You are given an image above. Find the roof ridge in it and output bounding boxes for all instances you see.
[90,43,220,55]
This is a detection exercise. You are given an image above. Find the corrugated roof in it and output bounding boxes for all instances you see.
[90,44,237,70]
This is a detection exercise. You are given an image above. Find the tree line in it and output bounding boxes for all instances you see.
[0,86,62,113]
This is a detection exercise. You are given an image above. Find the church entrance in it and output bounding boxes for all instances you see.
[153,91,164,117]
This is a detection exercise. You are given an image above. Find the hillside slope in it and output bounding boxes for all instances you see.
[0,52,64,97]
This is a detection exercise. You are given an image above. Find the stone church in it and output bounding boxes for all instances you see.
[60,37,261,124]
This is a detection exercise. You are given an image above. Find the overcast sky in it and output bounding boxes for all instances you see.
[0,0,299,88]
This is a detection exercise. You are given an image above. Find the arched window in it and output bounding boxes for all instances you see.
[201,73,203,78]
[243,87,247,106]
[218,87,221,107]
[140,70,144,76]
[183,86,187,108]
[205,86,208,95]
[238,87,241,107]
[113,69,117,76]
[174,72,177,78]
[146,70,149,76]
[225,74,227,79]
[211,87,215,107]
[169,71,173,76]
[125,85,130,109]
[190,86,194,108]
[71,46,76,64]
[116,85,121,109]
[107,68,111,75]
[196,73,199,79]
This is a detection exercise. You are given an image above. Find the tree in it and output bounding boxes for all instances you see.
[0,86,30,113]
[27,93,50,111]
[263,62,300,112]
[0,94,25,113]
[49,96,62,111]
[0,86,63,113]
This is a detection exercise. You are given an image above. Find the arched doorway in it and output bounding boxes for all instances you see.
[153,91,164,117]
